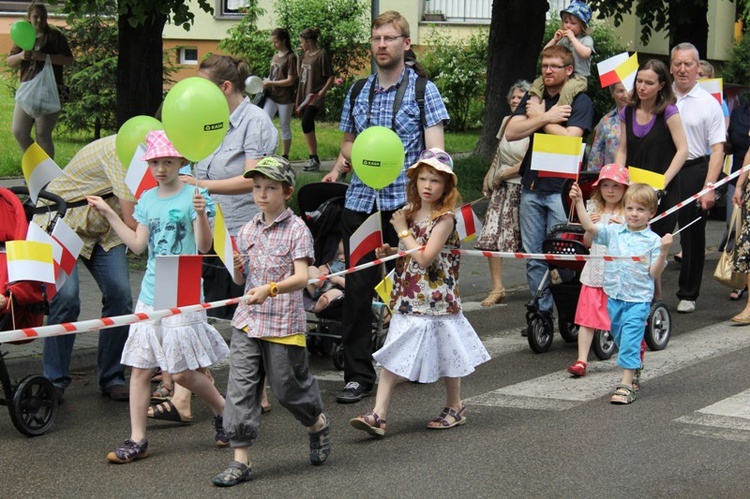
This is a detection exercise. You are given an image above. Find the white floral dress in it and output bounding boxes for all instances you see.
[372,213,491,383]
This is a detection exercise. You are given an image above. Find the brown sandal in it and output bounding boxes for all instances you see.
[349,411,386,437]
[481,289,506,307]
[426,405,467,429]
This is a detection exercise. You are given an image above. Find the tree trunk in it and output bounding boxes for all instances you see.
[116,12,167,128]
[475,0,549,160]
[669,1,709,59]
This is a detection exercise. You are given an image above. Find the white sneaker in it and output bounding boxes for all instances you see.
[677,300,696,313]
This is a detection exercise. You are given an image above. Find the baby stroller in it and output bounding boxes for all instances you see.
[0,186,66,436]
[297,182,389,370]
[525,172,672,355]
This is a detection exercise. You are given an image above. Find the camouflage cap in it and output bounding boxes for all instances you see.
[243,155,296,187]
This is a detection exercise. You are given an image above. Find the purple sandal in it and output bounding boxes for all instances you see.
[426,405,467,430]
[349,411,386,437]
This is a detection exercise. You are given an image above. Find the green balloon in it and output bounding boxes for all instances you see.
[11,21,36,51]
[116,116,163,168]
[162,77,230,162]
[351,126,405,189]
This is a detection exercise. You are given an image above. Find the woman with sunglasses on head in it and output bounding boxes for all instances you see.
[296,28,334,172]
[7,1,74,159]
[476,80,530,306]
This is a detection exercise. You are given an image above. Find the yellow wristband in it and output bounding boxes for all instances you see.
[398,229,410,239]
[267,282,279,298]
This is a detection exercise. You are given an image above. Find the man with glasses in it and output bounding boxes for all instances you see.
[506,45,593,327]
[323,10,449,404]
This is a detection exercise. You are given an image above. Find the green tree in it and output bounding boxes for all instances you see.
[722,34,750,85]
[274,0,370,79]
[59,0,118,139]
[218,1,274,76]
[421,29,488,131]
[62,0,213,126]
[588,0,713,58]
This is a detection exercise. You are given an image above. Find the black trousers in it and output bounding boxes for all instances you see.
[340,207,399,388]
[675,158,709,301]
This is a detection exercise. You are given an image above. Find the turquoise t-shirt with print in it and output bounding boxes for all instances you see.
[133,184,215,306]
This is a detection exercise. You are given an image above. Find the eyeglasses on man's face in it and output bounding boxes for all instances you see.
[370,35,406,45]
[541,64,569,71]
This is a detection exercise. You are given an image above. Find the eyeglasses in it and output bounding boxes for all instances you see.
[541,64,568,71]
[370,35,406,45]
[419,149,453,168]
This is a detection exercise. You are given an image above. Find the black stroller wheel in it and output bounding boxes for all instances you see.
[592,329,617,360]
[557,319,579,343]
[331,343,345,371]
[645,301,671,351]
[9,375,57,437]
[527,314,554,353]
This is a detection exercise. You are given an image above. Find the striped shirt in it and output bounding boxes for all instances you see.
[339,67,449,213]
[36,135,135,259]
[231,208,314,338]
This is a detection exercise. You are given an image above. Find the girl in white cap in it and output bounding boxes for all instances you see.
[349,148,490,438]
[88,130,229,463]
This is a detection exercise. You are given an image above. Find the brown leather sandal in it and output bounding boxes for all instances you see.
[349,411,386,437]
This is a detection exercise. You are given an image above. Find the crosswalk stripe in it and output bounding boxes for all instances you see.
[676,389,750,440]
[466,322,750,411]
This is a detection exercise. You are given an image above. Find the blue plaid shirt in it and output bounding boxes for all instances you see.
[339,67,449,213]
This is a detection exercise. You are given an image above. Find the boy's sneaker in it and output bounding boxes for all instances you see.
[303,157,321,172]
[308,413,331,465]
[212,461,252,487]
[214,415,229,447]
[106,438,150,464]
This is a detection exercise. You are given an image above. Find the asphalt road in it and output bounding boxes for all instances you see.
[2,241,750,497]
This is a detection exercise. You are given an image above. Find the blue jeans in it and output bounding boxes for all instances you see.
[520,189,568,314]
[43,244,133,390]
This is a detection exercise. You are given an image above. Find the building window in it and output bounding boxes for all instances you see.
[179,47,199,65]
[219,0,249,16]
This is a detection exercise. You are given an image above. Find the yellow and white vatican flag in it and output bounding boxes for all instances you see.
[5,240,55,284]
[21,142,63,204]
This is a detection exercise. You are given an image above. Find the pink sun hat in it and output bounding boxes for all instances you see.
[593,163,630,187]
[142,130,184,161]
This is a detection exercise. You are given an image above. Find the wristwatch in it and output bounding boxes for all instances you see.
[398,229,410,239]
[267,282,279,298]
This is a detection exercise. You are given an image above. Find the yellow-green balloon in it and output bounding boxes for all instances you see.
[162,77,230,162]
[11,21,36,51]
[351,126,405,189]
[116,116,163,168]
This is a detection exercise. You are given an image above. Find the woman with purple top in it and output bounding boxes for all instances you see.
[614,59,688,239]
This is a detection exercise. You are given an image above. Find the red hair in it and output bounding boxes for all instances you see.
[404,165,461,221]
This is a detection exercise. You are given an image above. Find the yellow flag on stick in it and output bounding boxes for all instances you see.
[628,167,666,190]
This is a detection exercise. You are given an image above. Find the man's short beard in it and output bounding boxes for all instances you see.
[376,54,403,71]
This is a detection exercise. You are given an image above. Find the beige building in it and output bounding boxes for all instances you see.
[0,0,740,81]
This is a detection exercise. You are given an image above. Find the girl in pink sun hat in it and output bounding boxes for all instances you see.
[88,130,230,463]
[567,163,628,378]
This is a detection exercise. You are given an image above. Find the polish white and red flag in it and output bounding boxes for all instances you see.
[50,218,83,276]
[698,77,723,105]
[125,143,158,199]
[349,212,382,266]
[153,255,203,310]
[455,203,483,242]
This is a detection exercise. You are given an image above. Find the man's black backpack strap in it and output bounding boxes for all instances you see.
[348,75,428,134]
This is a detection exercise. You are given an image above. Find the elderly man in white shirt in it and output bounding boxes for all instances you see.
[669,42,726,313]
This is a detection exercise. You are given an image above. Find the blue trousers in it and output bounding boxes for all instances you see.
[43,244,132,390]
[607,299,649,370]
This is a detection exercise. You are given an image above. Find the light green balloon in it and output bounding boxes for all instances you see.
[116,116,163,169]
[162,77,230,162]
[11,21,35,51]
[351,126,405,189]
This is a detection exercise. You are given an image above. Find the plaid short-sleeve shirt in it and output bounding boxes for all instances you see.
[339,67,449,213]
[231,208,314,338]
[34,135,135,259]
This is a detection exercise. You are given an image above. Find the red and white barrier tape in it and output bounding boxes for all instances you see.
[650,163,750,225]
[445,248,647,262]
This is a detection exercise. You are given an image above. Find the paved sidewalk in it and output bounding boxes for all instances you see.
[0,171,729,377]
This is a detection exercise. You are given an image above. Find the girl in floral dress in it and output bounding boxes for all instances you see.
[349,148,490,438]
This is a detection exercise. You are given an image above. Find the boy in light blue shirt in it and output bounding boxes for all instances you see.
[571,183,672,405]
